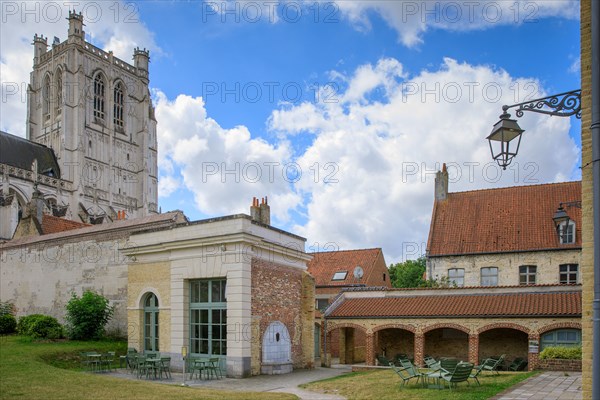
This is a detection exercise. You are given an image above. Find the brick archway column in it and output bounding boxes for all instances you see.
[414,333,424,367]
[469,334,479,364]
[366,332,375,366]
[528,333,540,371]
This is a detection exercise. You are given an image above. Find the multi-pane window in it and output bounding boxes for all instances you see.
[559,221,575,244]
[56,70,62,114]
[519,265,537,285]
[43,75,51,117]
[559,264,579,284]
[316,298,329,311]
[93,74,105,120]
[190,279,227,356]
[113,82,124,128]
[143,293,159,351]
[448,268,465,287]
[480,267,498,286]
[541,329,581,350]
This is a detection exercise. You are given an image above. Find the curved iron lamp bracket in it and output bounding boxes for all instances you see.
[502,89,582,119]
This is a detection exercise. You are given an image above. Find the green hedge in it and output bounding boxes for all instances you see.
[0,314,17,334]
[17,314,64,339]
[539,346,582,360]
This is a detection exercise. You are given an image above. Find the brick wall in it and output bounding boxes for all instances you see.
[127,261,171,352]
[377,328,414,360]
[424,328,469,360]
[250,258,313,374]
[538,359,582,372]
[580,1,593,397]
[479,328,528,363]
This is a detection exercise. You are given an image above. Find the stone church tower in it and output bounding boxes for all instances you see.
[26,11,158,222]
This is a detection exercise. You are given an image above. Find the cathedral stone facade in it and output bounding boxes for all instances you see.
[1,11,158,239]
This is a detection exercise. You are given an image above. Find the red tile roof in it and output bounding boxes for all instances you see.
[427,181,581,256]
[307,248,388,287]
[328,290,581,318]
[41,214,89,234]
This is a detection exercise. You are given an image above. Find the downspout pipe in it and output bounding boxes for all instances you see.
[591,0,600,398]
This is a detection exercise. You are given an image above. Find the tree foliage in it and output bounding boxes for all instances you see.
[388,256,427,288]
[388,256,458,288]
[65,291,114,340]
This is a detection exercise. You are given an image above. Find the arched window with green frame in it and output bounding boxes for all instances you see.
[143,292,159,352]
[540,329,581,350]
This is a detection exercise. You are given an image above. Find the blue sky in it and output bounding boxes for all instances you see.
[0,1,582,262]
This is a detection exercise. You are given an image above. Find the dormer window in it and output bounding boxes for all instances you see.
[332,271,347,281]
[558,221,575,244]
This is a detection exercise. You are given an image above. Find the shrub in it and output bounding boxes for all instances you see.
[0,314,17,334]
[16,314,63,339]
[539,346,582,360]
[29,316,64,339]
[17,314,46,335]
[65,291,114,340]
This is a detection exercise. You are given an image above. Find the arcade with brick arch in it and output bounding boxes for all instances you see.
[323,285,581,371]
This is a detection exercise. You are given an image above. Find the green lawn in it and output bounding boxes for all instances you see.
[301,368,538,400]
[0,335,296,400]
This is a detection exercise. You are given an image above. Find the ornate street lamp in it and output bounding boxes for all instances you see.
[487,89,582,169]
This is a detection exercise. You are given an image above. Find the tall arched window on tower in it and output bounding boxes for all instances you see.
[43,75,51,120]
[113,81,124,129]
[55,69,63,115]
[93,74,105,121]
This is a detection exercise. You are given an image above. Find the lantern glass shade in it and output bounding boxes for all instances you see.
[553,206,570,228]
[487,115,524,169]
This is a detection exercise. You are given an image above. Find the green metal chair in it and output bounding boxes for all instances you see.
[476,354,505,375]
[100,351,115,372]
[392,359,424,386]
[158,357,172,379]
[441,362,474,389]
[206,357,222,379]
[135,355,149,379]
[426,357,459,386]
[424,355,440,371]
[376,354,392,366]
[189,357,207,380]
[508,357,528,371]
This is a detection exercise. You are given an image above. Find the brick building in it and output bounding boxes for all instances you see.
[307,248,390,362]
[323,284,581,370]
[321,171,582,371]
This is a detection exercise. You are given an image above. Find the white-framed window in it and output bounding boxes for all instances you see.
[332,271,347,281]
[480,267,498,286]
[559,264,579,284]
[93,73,105,120]
[558,221,576,244]
[113,81,124,128]
[448,268,464,287]
[519,265,537,285]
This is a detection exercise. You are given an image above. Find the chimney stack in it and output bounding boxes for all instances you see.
[250,196,271,225]
[434,163,449,201]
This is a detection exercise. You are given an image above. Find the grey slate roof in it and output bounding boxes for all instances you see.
[0,131,61,178]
